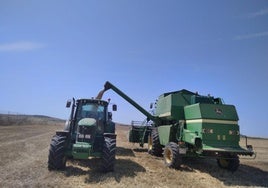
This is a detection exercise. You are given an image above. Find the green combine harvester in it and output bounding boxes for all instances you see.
[101,81,254,172]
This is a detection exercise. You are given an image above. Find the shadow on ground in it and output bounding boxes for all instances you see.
[181,158,268,187]
[132,148,148,153]
[64,158,146,184]
[116,146,135,157]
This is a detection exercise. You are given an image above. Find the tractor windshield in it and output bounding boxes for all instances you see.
[75,101,107,133]
[79,104,105,120]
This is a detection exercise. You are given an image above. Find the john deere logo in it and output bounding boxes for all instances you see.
[215,108,223,115]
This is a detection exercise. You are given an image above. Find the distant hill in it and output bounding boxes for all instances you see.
[0,114,65,126]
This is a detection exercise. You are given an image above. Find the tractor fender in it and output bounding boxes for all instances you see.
[56,131,70,137]
[103,133,117,140]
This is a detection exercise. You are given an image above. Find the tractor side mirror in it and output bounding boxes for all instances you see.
[150,103,153,109]
[112,104,117,111]
[108,112,112,120]
[66,100,72,108]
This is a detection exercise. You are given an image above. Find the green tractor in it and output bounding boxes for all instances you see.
[48,93,117,172]
[101,81,255,172]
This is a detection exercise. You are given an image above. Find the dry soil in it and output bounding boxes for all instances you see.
[0,123,267,188]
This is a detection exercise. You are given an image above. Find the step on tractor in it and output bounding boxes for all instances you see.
[100,81,255,172]
[48,90,117,172]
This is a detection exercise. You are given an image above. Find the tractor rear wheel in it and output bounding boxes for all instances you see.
[163,142,181,169]
[102,137,116,172]
[217,154,240,172]
[48,135,67,170]
[148,128,163,156]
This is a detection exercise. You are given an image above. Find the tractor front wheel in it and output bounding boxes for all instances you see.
[102,137,116,172]
[48,134,67,170]
[163,142,181,169]
[217,154,240,172]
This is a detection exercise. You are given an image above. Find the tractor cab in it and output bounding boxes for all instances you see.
[66,99,116,158]
[74,100,108,136]
[66,99,116,135]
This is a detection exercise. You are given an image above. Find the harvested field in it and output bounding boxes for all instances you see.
[0,120,267,187]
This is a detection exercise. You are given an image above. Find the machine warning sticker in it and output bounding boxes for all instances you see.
[215,108,223,115]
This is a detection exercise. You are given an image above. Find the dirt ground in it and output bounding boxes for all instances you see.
[0,123,267,188]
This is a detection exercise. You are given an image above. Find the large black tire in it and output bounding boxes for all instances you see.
[48,135,67,170]
[102,137,116,172]
[148,128,163,157]
[217,154,240,172]
[163,142,181,169]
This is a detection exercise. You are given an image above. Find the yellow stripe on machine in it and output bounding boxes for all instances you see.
[186,119,238,125]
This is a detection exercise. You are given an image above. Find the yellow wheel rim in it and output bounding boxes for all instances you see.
[148,135,152,151]
[165,148,173,164]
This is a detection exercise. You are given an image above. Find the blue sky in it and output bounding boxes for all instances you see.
[0,1,268,137]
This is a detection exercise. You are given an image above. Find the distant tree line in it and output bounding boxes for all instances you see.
[0,112,64,126]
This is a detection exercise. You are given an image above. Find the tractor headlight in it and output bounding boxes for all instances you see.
[78,134,91,139]
[85,134,91,139]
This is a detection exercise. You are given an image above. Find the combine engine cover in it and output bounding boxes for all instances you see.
[184,99,252,156]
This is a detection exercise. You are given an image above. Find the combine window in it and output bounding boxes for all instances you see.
[191,96,214,104]
[191,95,224,105]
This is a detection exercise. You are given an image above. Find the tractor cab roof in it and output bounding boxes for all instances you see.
[76,98,109,106]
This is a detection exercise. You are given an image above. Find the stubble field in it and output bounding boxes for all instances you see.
[0,119,267,188]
